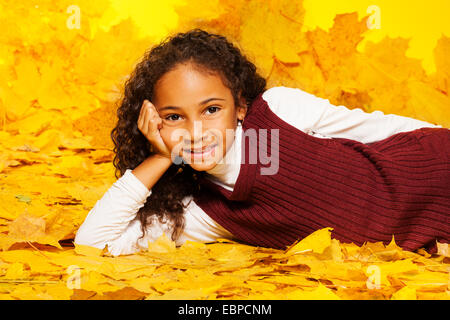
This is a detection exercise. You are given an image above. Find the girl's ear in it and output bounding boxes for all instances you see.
[237,91,248,121]
[237,105,247,122]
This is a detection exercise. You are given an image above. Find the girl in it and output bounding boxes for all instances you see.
[75,29,449,256]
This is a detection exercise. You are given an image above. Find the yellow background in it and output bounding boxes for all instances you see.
[98,0,450,74]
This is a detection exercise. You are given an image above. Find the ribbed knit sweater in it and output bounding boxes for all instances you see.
[193,93,450,253]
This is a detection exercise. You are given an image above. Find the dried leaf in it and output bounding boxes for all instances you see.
[285,227,333,255]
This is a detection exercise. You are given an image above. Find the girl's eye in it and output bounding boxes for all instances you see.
[205,106,220,115]
[165,114,181,121]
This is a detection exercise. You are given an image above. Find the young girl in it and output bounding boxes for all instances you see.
[75,28,449,256]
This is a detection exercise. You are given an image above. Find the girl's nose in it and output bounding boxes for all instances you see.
[185,120,207,144]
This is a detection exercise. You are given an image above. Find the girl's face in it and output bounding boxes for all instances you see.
[152,62,247,171]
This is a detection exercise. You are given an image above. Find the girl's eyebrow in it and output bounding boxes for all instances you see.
[158,97,225,111]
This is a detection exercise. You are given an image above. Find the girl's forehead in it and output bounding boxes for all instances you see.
[154,66,233,105]
[158,63,223,87]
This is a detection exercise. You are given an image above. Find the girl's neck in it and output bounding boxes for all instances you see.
[204,123,242,188]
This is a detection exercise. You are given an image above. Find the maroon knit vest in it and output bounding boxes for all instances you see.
[193,93,450,253]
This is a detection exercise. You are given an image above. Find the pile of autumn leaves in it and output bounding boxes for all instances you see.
[0,228,448,300]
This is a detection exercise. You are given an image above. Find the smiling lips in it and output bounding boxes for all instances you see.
[183,143,218,160]
[184,143,218,154]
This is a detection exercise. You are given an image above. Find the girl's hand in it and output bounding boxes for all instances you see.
[137,100,172,160]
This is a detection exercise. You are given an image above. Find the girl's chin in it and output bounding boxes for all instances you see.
[182,154,219,170]
[188,161,218,171]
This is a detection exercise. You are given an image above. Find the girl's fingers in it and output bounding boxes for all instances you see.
[146,104,157,134]
[138,101,165,156]
[148,117,157,135]
[137,101,171,158]
[138,100,148,132]
[156,117,163,130]
[148,103,162,134]
[141,102,153,135]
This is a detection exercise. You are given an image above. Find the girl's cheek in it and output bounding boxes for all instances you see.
[159,128,171,141]
[161,130,181,148]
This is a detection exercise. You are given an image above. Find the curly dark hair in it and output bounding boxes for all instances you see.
[110,28,267,243]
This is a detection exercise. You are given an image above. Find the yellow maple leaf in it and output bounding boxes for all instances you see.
[5,262,26,279]
[436,241,449,257]
[433,35,450,95]
[369,259,420,287]
[74,243,106,257]
[285,283,341,300]
[391,286,417,300]
[7,209,63,249]
[147,233,176,254]
[365,37,426,82]
[285,227,333,255]
[407,79,450,127]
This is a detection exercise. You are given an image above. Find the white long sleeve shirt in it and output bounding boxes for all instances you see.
[74,86,443,256]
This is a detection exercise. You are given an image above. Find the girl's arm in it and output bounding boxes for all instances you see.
[74,168,153,255]
[263,86,443,144]
[74,155,234,256]
[74,155,171,255]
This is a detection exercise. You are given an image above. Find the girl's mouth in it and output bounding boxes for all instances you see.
[183,143,218,160]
